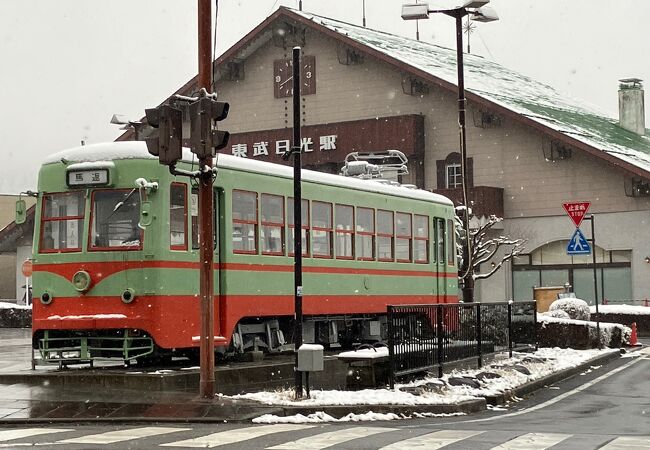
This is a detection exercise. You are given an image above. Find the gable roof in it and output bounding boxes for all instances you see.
[119,6,650,179]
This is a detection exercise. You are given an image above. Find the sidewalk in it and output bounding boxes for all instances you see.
[0,346,635,424]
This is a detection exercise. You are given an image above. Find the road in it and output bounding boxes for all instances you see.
[0,346,647,449]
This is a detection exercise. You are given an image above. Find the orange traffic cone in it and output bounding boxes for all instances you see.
[630,322,640,346]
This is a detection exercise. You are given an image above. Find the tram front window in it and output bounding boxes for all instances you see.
[90,189,142,250]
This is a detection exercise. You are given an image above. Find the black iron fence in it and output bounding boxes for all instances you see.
[387,301,537,388]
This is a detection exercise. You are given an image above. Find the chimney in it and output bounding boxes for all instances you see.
[618,78,645,135]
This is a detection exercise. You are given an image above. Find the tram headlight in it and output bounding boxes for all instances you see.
[40,291,53,305]
[72,270,92,292]
[121,288,135,304]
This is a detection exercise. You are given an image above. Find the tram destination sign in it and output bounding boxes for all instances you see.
[562,201,591,228]
[67,169,109,187]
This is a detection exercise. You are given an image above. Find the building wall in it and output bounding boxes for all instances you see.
[213,28,650,302]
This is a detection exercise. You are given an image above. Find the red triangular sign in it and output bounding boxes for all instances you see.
[562,201,591,228]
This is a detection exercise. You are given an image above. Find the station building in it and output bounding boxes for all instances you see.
[5,7,648,304]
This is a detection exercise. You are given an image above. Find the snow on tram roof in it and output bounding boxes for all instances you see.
[43,142,452,206]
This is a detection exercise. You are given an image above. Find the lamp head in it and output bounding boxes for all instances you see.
[462,0,489,8]
[401,3,430,20]
[471,5,499,22]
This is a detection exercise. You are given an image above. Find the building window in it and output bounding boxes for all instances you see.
[377,210,394,261]
[335,204,354,259]
[436,152,473,189]
[356,207,375,261]
[261,194,284,255]
[512,241,632,303]
[232,190,258,254]
[40,192,85,252]
[446,164,462,189]
[288,198,309,256]
[312,201,333,258]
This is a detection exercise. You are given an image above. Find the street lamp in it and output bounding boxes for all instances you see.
[110,114,144,141]
[401,1,498,303]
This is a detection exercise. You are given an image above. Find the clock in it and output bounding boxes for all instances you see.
[273,55,316,98]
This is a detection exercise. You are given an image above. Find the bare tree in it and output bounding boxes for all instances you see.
[456,210,526,302]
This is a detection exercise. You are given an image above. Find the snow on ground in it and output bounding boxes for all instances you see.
[590,304,650,315]
[232,347,616,424]
[0,301,31,310]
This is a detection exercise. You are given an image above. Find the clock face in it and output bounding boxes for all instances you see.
[273,55,316,98]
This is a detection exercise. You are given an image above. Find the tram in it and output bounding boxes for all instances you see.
[24,142,458,364]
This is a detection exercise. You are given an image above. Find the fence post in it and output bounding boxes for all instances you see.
[476,303,483,368]
[388,305,395,390]
[437,304,444,378]
[508,301,513,358]
[533,301,538,350]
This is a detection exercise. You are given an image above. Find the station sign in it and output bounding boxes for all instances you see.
[562,201,591,228]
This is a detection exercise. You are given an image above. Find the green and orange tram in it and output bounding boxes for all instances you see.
[27,141,458,364]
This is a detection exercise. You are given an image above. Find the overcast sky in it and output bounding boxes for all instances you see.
[1,0,648,193]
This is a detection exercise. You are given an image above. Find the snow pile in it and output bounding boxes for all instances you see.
[0,301,31,310]
[590,304,650,315]
[234,348,613,423]
[549,298,590,320]
[47,314,127,320]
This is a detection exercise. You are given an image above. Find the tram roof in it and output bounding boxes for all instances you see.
[43,141,453,206]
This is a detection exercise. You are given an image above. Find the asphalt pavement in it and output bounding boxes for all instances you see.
[0,329,641,424]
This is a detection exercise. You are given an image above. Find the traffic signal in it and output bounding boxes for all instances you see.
[144,104,183,166]
[189,97,230,159]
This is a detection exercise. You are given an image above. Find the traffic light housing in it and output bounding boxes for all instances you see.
[189,97,230,159]
[144,105,183,166]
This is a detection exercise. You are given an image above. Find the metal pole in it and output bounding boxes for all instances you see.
[362,0,366,27]
[508,301,513,358]
[292,46,304,399]
[454,11,473,303]
[198,0,215,399]
[589,215,601,347]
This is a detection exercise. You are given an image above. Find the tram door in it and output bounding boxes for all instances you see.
[435,218,447,303]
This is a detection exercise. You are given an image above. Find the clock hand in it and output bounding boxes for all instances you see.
[279,76,293,88]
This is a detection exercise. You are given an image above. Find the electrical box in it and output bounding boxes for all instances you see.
[297,344,324,372]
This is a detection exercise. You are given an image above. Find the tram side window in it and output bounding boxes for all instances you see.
[335,204,354,259]
[414,214,429,264]
[191,189,199,249]
[287,198,309,256]
[40,192,85,252]
[436,218,445,264]
[377,210,394,261]
[396,213,412,262]
[261,194,284,255]
[447,218,456,266]
[312,201,333,258]
[356,207,375,261]
[170,183,187,250]
[90,189,142,250]
[232,190,258,254]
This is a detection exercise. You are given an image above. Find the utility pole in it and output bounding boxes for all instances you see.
[198,0,215,399]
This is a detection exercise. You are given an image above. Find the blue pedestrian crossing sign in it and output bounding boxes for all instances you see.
[567,228,591,255]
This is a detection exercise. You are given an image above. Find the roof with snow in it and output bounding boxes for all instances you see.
[119,7,650,179]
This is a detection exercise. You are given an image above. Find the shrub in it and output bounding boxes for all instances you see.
[549,298,590,321]
[545,309,570,320]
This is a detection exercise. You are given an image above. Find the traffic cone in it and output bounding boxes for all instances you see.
[629,322,639,346]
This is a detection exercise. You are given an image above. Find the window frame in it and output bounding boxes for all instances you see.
[288,197,310,257]
[232,189,258,255]
[260,193,285,256]
[335,204,355,260]
[396,212,412,263]
[376,209,394,262]
[311,201,333,259]
[447,218,456,266]
[446,163,462,189]
[170,183,188,251]
[356,207,375,261]
[88,188,143,252]
[40,191,85,253]
[413,214,429,264]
